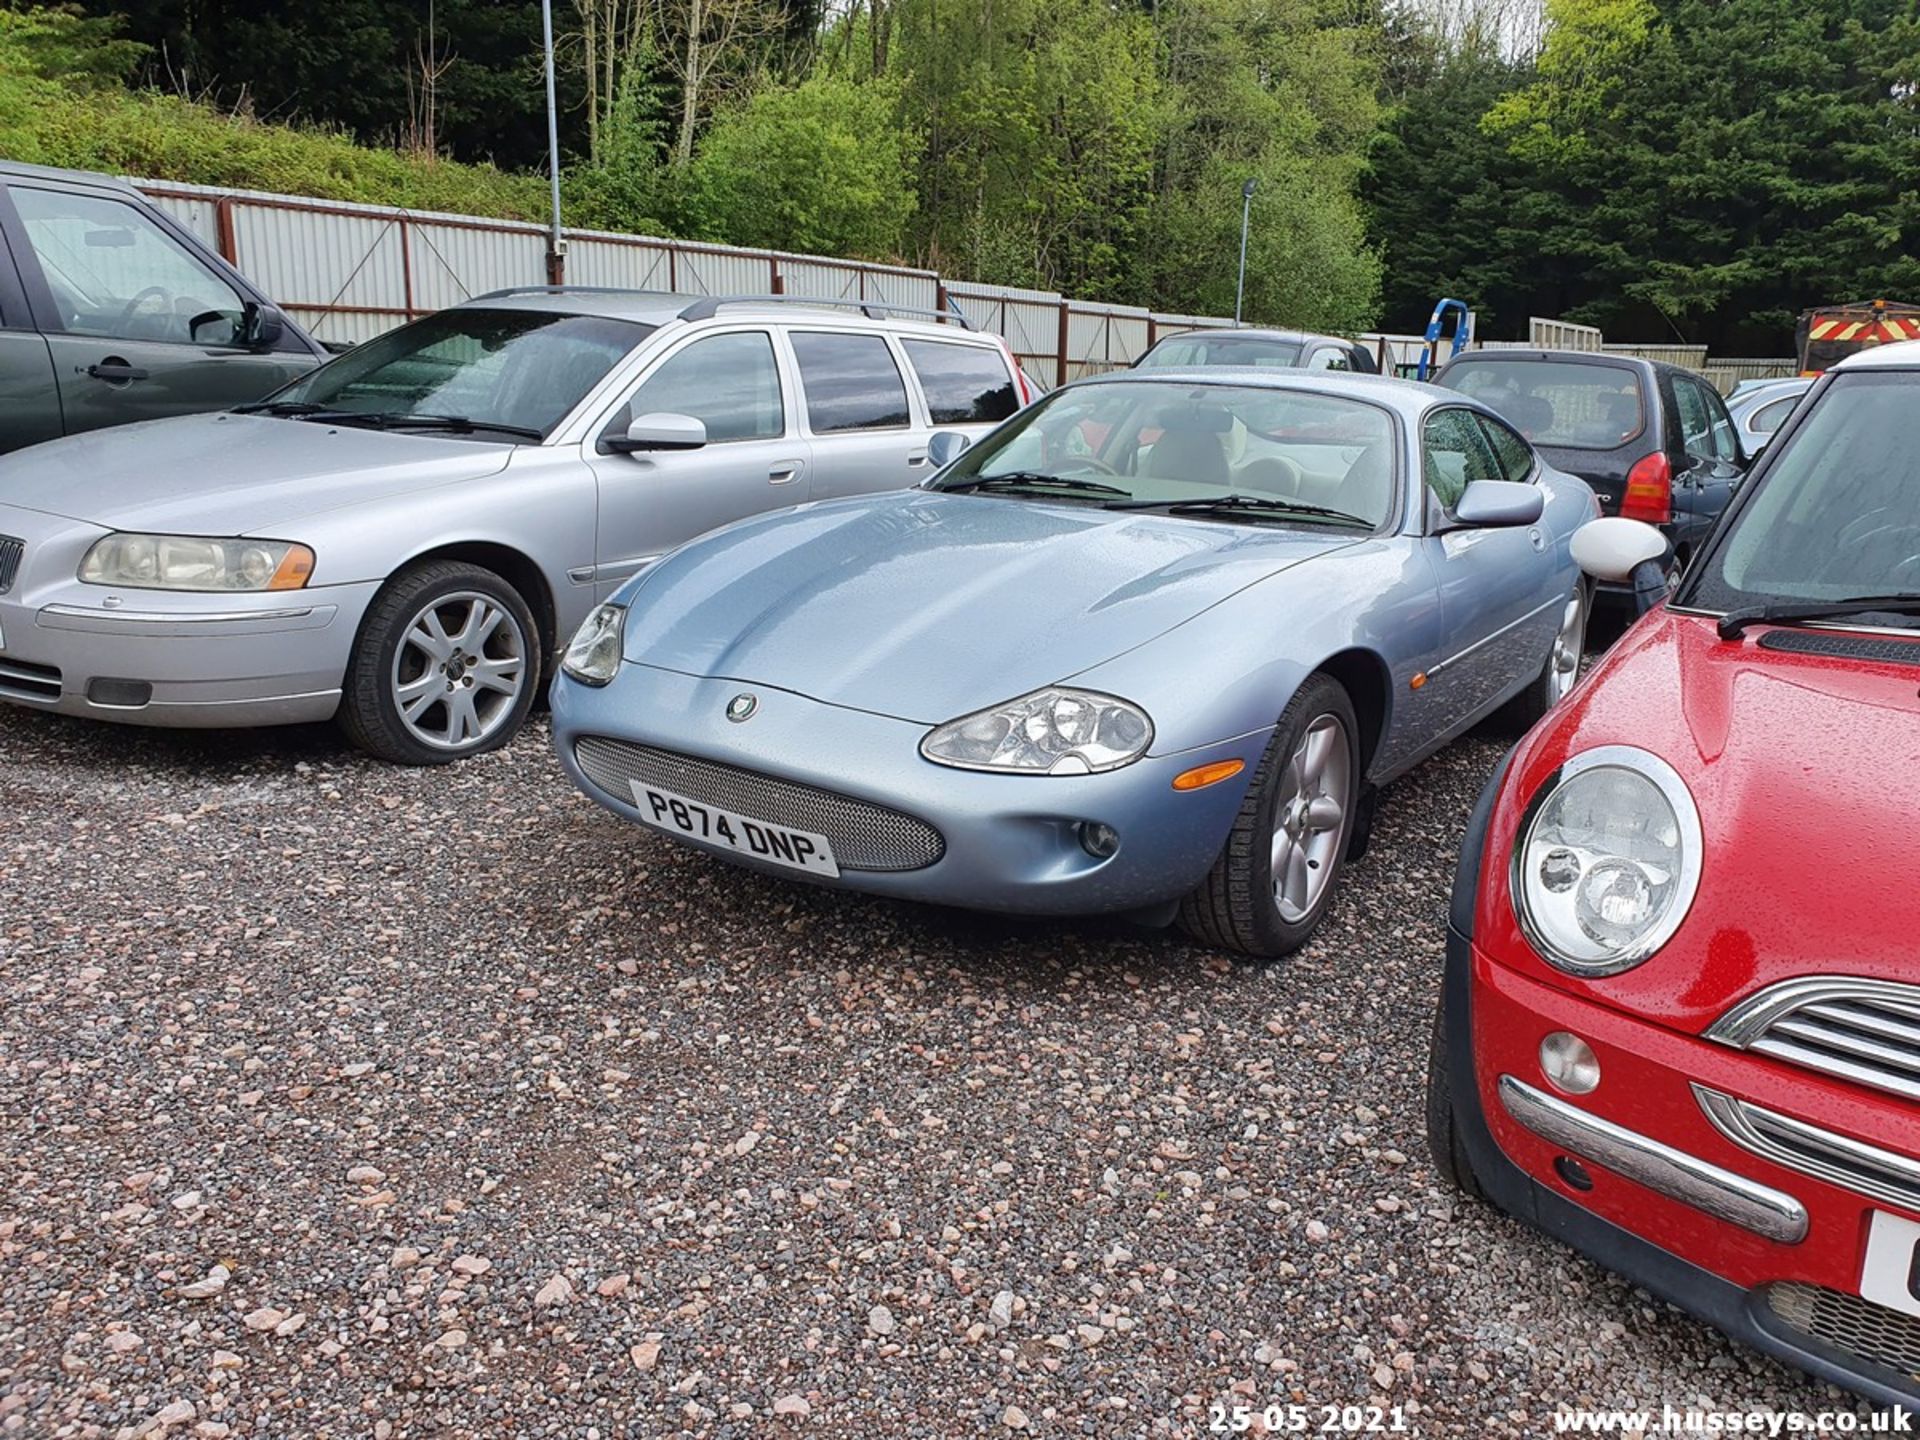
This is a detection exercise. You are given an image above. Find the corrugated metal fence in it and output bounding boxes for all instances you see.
[138,180,1222,382]
[135,179,1795,390]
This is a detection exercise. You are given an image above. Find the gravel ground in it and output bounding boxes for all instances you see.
[0,704,1869,1439]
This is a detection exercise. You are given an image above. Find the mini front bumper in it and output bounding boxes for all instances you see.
[549,662,1266,917]
[1445,758,1920,1408]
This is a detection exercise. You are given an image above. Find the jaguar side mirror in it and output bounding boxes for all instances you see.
[606,412,708,454]
[1454,479,1544,527]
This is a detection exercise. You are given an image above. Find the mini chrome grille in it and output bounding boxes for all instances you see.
[1768,1283,1920,1381]
[0,535,21,594]
[1709,977,1920,1103]
[573,736,944,873]
[1695,1085,1920,1214]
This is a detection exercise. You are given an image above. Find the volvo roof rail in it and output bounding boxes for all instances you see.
[470,285,678,303]
[674,294,974,330]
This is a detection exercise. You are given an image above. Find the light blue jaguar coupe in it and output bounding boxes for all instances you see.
[550,370,1596,956]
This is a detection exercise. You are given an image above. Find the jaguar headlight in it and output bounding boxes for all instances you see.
[79,534,314,592]
[561,603,626,686]
[1512,745,1702,976]
[921,687,1153,775]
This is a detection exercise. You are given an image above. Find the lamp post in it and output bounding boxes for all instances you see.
[1234,178,1256,325]
[540,0,565,285]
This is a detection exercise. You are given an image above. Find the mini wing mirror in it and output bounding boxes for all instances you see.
[926,430,972,468]
[1572,517,1672,615]
[607,411,708,454]
[1453,479,1545,528]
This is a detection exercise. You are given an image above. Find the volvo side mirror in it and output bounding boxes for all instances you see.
[606,412,708,454]
[927,430,972,468]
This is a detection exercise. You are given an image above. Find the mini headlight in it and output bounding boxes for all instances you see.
[920,687,1153,775]
[561,603,626,686]
[1512,745,1702,976]
[78,534,314,592]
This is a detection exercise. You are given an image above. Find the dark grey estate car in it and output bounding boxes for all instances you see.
[0,161,324,454]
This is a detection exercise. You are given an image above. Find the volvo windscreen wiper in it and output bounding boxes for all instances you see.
[1716,594,1920,639]
[232,400,351,418]
[1105,493,1375,529]
[940,471,1134,499]
[315,411,547,442]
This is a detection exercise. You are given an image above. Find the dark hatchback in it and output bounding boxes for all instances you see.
[1435,350,1749,594]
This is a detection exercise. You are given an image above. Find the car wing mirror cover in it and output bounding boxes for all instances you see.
[1453,479,1545,528]
[1571,516,1668,585]
[927,430,972,468]
[609,411,708,454]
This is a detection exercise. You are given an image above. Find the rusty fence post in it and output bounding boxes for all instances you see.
[1056,300,1070,388]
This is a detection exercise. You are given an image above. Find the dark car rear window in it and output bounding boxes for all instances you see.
[902,339,1018,425]
[1438,358,1646,451]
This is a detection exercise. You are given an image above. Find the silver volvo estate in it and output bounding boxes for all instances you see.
[0,289,1031,762]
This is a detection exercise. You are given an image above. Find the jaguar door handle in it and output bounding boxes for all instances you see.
[768,461,804,485]
[906,451,929,467]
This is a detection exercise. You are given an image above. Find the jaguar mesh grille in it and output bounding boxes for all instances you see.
[573,736,944,873]
[1768,1283,1920,1382]
[0,535,21,595]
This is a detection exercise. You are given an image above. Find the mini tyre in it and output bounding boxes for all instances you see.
[339,561,540,765]
[1424,1002,1483,1199]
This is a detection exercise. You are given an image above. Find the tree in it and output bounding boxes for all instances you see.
[1480,0,1920,349]
[1133,0,1384,330]
[1364,23,1546,335]
[686,72,918,255]
[647,0,781,164]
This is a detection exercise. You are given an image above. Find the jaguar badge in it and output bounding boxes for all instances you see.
[726,693,758,723]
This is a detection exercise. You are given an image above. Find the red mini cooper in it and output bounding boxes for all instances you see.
[1428,341,1920,1404]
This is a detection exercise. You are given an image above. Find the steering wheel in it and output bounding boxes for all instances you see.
[1816,509,1920,585]
[116,286,173,334]
[1072,454,1123,476]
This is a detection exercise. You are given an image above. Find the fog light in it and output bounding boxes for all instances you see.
[1078,822,1120,859]
[87,678,153,708]
[1540,1032,1600,1095]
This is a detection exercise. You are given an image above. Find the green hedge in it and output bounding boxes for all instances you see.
[0,9,549,220]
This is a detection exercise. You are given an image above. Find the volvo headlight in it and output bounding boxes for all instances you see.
[921,687,1153,775]
[79,534,314,592]
[1512,745,1702,976]
[561,603,626,686]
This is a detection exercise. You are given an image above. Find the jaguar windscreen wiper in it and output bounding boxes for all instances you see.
[1105,493,1375,529]
[940,471,1133,499]
[1716,593,1920,639]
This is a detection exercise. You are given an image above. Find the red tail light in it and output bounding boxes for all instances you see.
[1621,452,1673,524]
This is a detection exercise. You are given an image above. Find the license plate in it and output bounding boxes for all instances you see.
[1860,1211,1920,1320]
[629,782,840,878]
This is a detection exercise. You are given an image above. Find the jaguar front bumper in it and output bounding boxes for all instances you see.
[549,661,1266,917]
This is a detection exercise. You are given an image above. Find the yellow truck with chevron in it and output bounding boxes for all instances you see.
[1796,298,1920,374]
